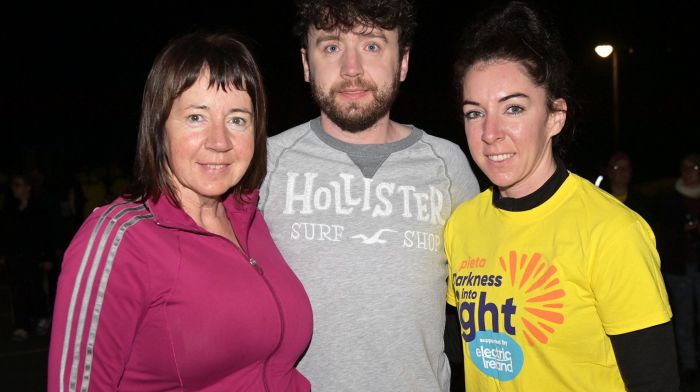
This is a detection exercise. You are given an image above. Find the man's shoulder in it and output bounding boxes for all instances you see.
[411,128,468,164]
[269,120,314,146]
[415,129,463,153]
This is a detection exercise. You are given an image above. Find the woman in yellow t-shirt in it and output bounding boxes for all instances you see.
[445,1,678,391]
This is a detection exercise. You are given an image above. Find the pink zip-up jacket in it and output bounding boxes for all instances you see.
[48,191,312,391]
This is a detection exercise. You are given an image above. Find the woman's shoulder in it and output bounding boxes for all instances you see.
[81,198,150,227]
[451,188,491,217]
[72,198,156,250]
[568,173,652,232]
[569,173,628,209]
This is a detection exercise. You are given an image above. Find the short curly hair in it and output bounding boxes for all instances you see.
[294,0,416,51]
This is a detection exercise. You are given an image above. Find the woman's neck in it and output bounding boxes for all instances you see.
[181,195,239,246]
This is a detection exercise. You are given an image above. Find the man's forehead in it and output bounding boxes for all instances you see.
[308,24,395,38]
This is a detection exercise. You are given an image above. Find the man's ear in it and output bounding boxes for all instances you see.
[301,48,310,82]
[399,47,410,81]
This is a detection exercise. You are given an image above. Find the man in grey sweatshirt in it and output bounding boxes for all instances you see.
[259,1,480,390]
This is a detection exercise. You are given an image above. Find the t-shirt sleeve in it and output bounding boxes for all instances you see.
[48,213,149,391]
[589,216,672,335]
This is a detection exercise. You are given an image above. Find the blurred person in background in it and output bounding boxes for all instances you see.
[656,152,700,386]
[0,172,54,342]
[600,151,651,218]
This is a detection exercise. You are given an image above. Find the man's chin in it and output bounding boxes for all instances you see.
[332,98,368,112]
[327,111,385,133]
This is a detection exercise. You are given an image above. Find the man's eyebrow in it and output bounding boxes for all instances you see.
[357,30,388,41]
[313,29,388,45]
[314,32,341,44]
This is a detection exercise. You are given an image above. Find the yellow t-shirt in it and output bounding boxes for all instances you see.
[445,173,671,391]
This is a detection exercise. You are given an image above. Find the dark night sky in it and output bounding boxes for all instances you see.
[2,1,698,186]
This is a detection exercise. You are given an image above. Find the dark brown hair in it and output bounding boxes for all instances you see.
[454,1,576,158]
[294,0,416,52]
[128,31,267,205]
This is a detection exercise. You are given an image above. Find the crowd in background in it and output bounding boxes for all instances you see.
[0,159,129,342]
[598,151,700,386]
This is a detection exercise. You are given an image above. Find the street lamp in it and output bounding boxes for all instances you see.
[595,44,620,149]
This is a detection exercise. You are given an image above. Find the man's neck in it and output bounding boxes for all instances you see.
[319,113,410,144]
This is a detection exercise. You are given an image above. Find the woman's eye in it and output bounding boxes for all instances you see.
[464,110,482,120]
[186,114,203,123]
[229,116,249,129]
[506,105,524,115]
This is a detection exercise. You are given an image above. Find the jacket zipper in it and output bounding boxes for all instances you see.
[156,221,286,391]
[246,256,286,392]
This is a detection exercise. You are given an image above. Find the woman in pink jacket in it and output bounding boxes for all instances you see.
[48,32,313,391]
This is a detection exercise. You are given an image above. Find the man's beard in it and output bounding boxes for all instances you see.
[310,70,401,133]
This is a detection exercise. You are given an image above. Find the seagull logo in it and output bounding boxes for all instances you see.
[351,229,398,244]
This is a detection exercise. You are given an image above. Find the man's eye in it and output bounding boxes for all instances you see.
[325,45,339,53]
[367,43,379,52]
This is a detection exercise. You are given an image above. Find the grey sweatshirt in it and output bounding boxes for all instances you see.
[260,118,480,391]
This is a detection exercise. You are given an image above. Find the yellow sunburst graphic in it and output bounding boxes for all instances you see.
[499,250,566,346]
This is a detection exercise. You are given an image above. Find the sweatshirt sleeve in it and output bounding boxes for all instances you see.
[259,136,285,212]
[433,139,480,212]
[48,204,151,391]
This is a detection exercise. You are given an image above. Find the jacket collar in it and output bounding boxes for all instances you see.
[145,190,259,246]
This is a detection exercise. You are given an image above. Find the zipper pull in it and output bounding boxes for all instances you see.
[249,257,263,275]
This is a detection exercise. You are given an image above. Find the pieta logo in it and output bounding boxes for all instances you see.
[457,251,567,381]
